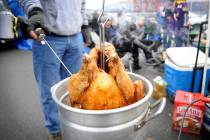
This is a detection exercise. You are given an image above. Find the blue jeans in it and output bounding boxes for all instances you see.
[175,36,183,47]
[32,33,83,134]
[163,29,172,49]
[174,28,187,47]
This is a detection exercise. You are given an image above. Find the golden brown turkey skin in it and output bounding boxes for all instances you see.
[79,71,127,110]
[68,42,145,110]
[68,54,99,106]
[106,55,135,104]
[89,46,100,64]
[133,80,145,101]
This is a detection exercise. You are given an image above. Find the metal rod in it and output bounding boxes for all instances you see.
[97,0,107,70]
[97,0,105,23]
[99,23,105,70]
[191,21,207,92]
[99,18,110,70]
[201,4,210,95]
[42,38,72,76]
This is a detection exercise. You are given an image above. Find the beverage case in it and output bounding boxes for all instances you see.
[172,90,205,135]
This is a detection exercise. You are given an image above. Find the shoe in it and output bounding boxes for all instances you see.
[146,59,156,64]
[48,132,62,140]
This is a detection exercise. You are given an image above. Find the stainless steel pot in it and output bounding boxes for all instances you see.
[51,72,166,140]
[0,11,15,39]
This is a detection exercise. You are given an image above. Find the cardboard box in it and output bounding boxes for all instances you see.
[172,90,205,135]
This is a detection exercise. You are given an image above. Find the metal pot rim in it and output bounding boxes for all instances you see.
[52,72,153,115]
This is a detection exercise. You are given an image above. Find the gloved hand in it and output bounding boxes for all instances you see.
[81,25,92,45]
[81,25,89,30]
[19,7,48,39]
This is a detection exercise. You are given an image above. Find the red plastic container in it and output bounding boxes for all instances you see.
[172,90,205,135]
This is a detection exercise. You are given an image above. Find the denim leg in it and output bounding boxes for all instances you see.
[175,36,183,47]
[163,30,170,49]
[60,33,83,80]
[32,36,68,134]
[174,29,184,47]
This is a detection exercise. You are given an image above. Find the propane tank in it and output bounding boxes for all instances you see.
[0,1,15,39]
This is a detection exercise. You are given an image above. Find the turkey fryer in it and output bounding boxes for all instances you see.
[51,72,166,140]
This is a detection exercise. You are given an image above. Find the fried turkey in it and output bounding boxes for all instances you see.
[68,43,145,110]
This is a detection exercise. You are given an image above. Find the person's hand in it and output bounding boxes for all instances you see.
[19,7,48,39]
[81,25,92,45]
[173,13,178,21]
[81,25,89,30]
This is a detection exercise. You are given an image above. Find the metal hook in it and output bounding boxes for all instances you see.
[97,0,108,70]
[97,0,105,23]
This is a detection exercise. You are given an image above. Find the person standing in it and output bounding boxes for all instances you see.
[19,0,88,140]
[173,0,188,47]
[162,0,175,49]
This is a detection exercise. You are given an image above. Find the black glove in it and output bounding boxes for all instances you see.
[81,25,89,30]
[81,25,92,45]
[19,7,48,39]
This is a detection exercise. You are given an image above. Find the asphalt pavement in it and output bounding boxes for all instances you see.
[0,47,209,140]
